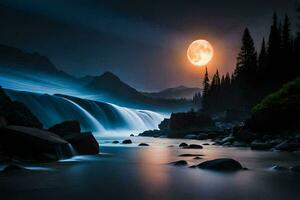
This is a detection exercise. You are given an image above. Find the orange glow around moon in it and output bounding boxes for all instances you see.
[187,39,214,66]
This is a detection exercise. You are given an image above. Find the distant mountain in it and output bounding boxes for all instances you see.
[0,44,75,81]
[143,86,202,100]
[85,72,193,112]
[86,71,145,100]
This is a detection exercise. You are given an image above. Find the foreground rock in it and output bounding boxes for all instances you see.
[275,141,300,152]
[0,87,43,128]
[2,164,27,173]
[0,126,72,161]
[122,139,132,144]
[170,160,188,166]
[48,121,99,155]
[182,144,203,149]
[179,154,204,157]
[138,143,149,146]
[250,141,272,150]
[197,158,244,171]
[48,120,80,137]
[179,142,188,148]
[290,166,300,173]
[64,131,99,155]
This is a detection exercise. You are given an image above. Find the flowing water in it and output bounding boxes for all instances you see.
[5,89,165,134]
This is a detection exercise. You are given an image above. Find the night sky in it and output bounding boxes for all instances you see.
[0,0,297,91]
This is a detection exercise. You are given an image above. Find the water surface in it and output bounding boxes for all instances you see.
[1,137,300,200]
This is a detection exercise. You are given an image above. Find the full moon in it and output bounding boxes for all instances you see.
[187,39,214,66]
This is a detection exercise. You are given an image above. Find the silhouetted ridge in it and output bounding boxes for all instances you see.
[87,71,141,96]
[143,85,202,99]
[0,44,57,73]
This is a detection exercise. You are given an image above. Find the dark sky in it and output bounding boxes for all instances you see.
[0,0,297,91]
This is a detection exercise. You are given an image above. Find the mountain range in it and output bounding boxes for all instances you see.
[0,44,195,112]
[143,86,202,100]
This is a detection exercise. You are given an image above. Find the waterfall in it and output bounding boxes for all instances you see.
[5,89,165,135]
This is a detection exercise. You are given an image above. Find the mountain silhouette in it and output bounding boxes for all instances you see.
[143,85,202,100]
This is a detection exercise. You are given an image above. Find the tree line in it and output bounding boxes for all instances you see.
[199,11,300,114]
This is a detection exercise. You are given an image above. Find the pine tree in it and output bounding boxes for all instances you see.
[201,67,210,111]
[282,15,294,81]
[258,38,267,72]
[234,28,257,89]
[267,13,281,85]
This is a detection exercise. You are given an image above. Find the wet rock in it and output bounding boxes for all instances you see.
[197,158,244,171]
[220,136,235,145]
[202,143,210,145]
[0,125,71,161]
[122,139,132,144]
[197,133,209,140]
[112,141,119,144]
[179,154,204,157]
[65,131,99,155]
[183,144,203,149]
[179,142,188,148]
[184,134,198,139]
[250,142,272,150]
[275,141,300,152]
[130,134,134,137]
[2,164,26,173]
[232,141,248,147]
[139,130,162,137]
[290,166,300,173]
[48,120,81,137]
[270,165,289,171]
[170,160,188,166]
[138,143,149,146]
[194,156,202,160]
[0,87,43,128]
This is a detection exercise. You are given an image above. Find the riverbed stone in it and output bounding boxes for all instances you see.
[122,139,132,144]
[197,158,244,171]
[138,143,149,146]
[183,144,203,149]
[64,131,99,155]
[0,125,72,161]
[170,160,188,166]
[179,142,188,147]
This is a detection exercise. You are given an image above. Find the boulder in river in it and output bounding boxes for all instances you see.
[270,165,289,171]
[122,139,132,144]
[250,141,272,150]
[2,164,26,173]
[184,134,198,139]
[0,125,72,161]
[197,158,244,171]
[48,120,81,137]
[138,143,149,146]
[179,142,188,147]
[112,141,119,144]
[290,166,300,173]
[275,141,300,152]
[179,154,204,157]
[64,131,99,155]
[170,160,188,166]
[183,144,203,149]
[0,87,43,128]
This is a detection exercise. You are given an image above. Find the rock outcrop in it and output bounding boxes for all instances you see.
[0,125,72,161]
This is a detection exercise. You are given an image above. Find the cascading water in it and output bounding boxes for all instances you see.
[5,89,165,135]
